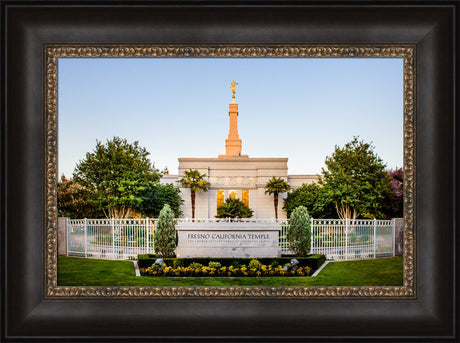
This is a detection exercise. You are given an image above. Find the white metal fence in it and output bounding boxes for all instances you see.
[67,218,156,260]
[67,217,395,261]
[280,218,395,260]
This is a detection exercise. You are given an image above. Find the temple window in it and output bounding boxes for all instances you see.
[217,190,224,208]
[242,189,249,207]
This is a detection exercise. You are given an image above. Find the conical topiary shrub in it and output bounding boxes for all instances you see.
[287,206,311,257]
[154,204,177,257]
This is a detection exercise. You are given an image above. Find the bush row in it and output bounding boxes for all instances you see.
[137,254,326,272]
[140,264,312,277]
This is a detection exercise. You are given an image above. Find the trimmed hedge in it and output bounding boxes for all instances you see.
[137,254,326,273]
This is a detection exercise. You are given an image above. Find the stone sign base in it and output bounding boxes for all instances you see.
[176,222,282,258]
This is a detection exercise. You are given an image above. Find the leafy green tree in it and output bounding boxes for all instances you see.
[57,175,104,218]
[264,176,291,220]
[283,182,336,219]
[216,197,254,218]
[153,204,176,257]
[319,137,391,219]
[179,169,210,219]
[138,183,184,218]
[73,137,160,218]
[287,206,311,256]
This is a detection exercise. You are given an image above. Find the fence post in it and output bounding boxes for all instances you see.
[310,217,314,254]
[146,217,149,254]
[373,218,377,258]
[392,218,396,257]
[84,218,88,258]
[66,218,70,256]
[112,218,115,260]
[345,218,348,260]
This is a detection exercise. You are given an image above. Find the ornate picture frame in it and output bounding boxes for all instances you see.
[2,2,456,340]
[46,45,415,299]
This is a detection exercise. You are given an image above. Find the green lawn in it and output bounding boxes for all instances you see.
[58,255,403,286]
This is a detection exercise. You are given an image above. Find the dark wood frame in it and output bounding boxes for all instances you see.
[2,1,457,341]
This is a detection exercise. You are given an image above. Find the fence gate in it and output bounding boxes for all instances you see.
[67,218,156,260]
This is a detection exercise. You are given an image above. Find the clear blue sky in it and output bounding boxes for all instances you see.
[58,57,403,177]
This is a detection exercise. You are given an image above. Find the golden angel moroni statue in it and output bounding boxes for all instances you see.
[230,80,238,99]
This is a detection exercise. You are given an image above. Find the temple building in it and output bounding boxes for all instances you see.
[160,81,315,219]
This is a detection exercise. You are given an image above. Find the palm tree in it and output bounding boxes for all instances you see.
[264,176,291,220]
[179,169,210,219]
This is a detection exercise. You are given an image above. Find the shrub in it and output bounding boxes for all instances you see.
[248,259,262,270]
[231,260,241,268]
[216,197,254,218]
[150,263,161,272]
[189,262,203,269]
[173,259,184,269]
[208,261,222,269]
[270,260,279,268]
[287,206,312,257]
[153,204,177,257]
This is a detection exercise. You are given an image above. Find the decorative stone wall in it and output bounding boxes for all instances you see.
[57,217,67,255]
[394,218,404,256]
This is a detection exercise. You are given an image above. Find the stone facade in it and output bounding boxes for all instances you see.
[159,99,315,219]
[161,157,315,219]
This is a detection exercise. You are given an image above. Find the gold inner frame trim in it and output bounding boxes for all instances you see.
[45,45,415,298]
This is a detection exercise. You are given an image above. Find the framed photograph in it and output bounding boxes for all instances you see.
[2,1,456,341]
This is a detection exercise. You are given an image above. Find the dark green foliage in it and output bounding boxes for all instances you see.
[138,183,184,218]
[57,175,105,218]
[304,254,326,271]
[150,264,161,272]
[137,255,326,272]
[153,204,177,257]
[284,137,394,220]
[270,260,279,268]
[73,137,161,218]
[287,206,312,257]
[283,182,336,219]
[216,197,254,218]
[319,137,391,219]
[173,259,184,269]
[231,260,241,268]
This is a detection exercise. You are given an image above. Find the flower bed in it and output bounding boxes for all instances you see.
[140,264,311,277]
[137,254,326,271]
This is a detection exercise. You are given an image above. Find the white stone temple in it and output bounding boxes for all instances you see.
[160,84,315,219]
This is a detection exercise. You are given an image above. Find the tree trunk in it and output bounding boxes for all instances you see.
[191,190,196,220]
[274,193,279,220]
